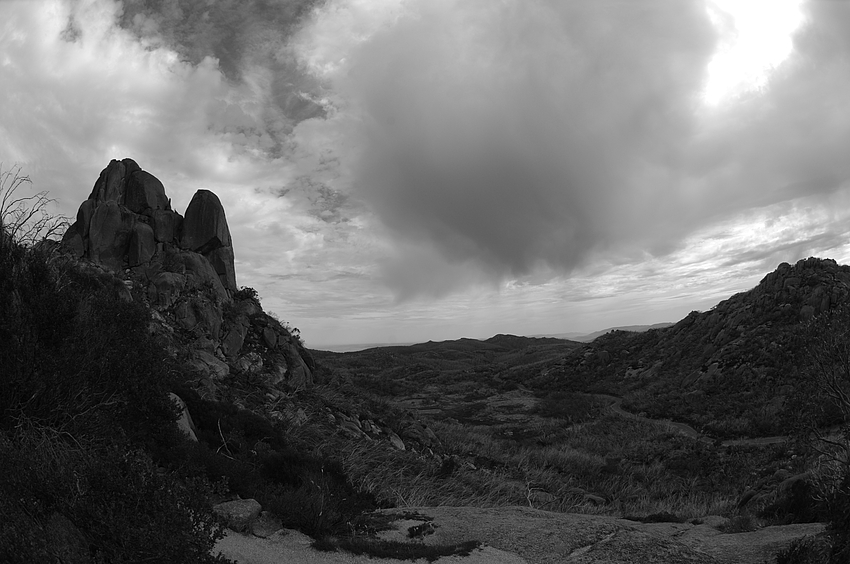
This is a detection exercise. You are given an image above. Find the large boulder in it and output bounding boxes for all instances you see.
[213,499,262,533]
[87,200,135,270]
[206,245,237,294]
[179,190,237,292]
[88,159,129,204]
[180,190,232,254]
[125,170,169,214]
[151,209,181,243]
[127,221,156,267]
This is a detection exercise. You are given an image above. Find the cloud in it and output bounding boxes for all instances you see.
[296,0,718,296]
[117,0,329,151]
[288,0,850,300]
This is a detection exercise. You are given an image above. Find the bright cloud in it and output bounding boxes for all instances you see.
[703,0,806,105]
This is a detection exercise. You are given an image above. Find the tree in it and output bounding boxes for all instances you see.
[799,304,850,561]
[0,163,67,246]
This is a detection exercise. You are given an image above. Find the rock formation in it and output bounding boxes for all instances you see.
[61,159,315,397]
[62,158,237,293]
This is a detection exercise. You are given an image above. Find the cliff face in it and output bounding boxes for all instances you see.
[61,159,315,398]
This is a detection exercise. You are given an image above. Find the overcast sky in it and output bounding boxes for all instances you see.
[3,0,850,349]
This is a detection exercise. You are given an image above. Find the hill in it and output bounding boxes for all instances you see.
[528,257,850,438]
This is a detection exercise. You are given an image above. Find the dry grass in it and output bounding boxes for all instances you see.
[313,405,745,520]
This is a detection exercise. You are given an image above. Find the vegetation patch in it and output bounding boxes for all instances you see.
[313,536,482,562]
[623,511,687,524]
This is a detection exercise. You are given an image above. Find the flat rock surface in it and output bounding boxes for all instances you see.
[379,506,823,564]
[215,528,526,564]
[215,506,825,564]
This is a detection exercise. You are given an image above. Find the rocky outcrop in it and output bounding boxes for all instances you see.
[61,159,315,396]
[61,159,237,293]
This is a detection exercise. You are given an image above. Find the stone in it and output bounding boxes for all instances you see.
[206,245,237,292]
[76,199,95,238]
[61,221,86,258]
[169,249,228,302]
[125,170,169,213]
[88,200,134,270]
[148,272,186,308]
[529,491,557,506]
[151,209,182,243]
[180,189,232,254]
[267,355,288,386]
[262,327,277,349]
[192,335,217,352]
[234,299,262,318]
[128,221,156,266]
[387,430,406,451]
[251,511,283,538]
[169,392,198,442]
[339,420,366,439]
[193,350,230,379]
[222,324,248,358]
[287,357,312,389]
[283,342,313,388]
[122,157,141,175]
[583,493,607,505]
[174,297,222,338]
[238,352,263,374]
[213,499,262,533]
[89,159,128,204]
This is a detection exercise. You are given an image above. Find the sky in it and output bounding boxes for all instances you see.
[3,0,850,349]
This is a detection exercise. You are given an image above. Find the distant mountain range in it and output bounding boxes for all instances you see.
[538,323,675,343]
[315,323,673,352]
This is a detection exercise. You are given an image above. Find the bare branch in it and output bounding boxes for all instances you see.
[0,162,70,247]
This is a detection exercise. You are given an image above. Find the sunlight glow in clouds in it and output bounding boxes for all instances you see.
[703,0,805,105]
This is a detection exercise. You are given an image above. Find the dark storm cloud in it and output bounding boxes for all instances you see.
[309,0,850,298]
[332,0,718,296]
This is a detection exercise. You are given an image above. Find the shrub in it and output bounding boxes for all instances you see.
[776,534,832,564]
[719,513,759,533]
[0,428,229,564]
[532,391,599,423]
[0,239,182,457]
[234,286,259,301]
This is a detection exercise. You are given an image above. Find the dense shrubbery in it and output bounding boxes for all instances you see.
[531,391,600,423]
[0,230,229,562]
[777,304,850,562]
[0,428,228,564]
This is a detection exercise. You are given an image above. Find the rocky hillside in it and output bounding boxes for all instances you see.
[534,257,850,437]
[60,158,316,397]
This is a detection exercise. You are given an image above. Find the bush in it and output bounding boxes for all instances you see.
[776,534,832,564]
[233,286,259,301]
[0,239,182,456]
[0,428,229,564]
[532,391,599,423]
